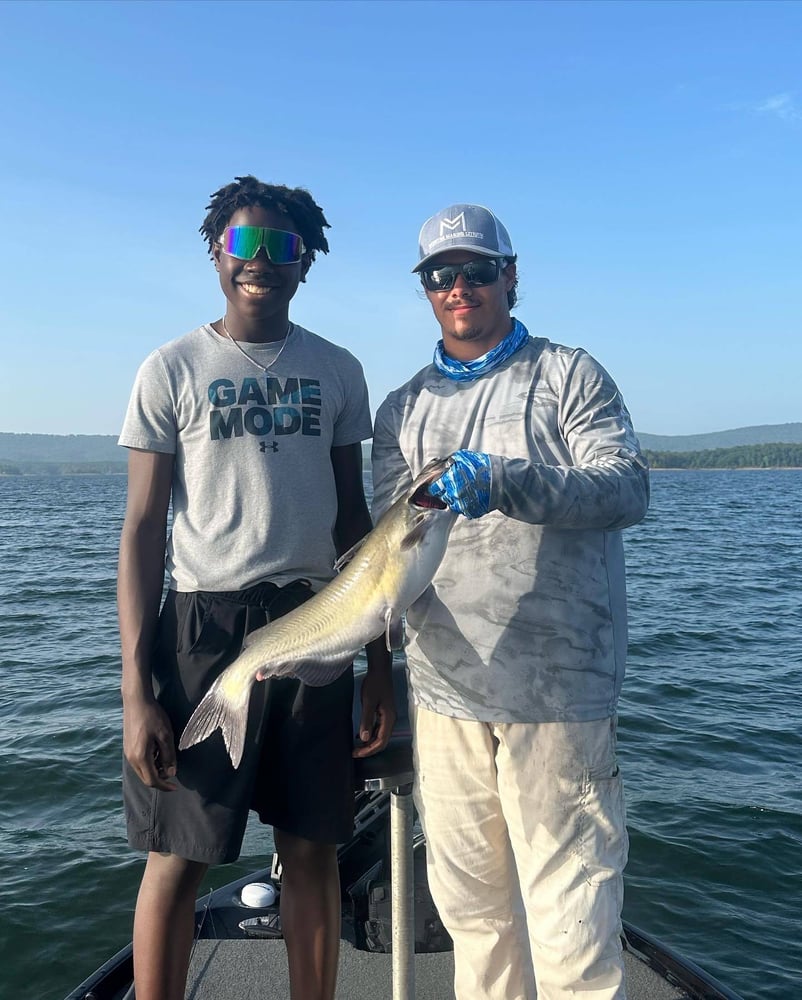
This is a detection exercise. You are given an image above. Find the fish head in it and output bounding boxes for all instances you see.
[406,455,457,510]
[383,456,458,586]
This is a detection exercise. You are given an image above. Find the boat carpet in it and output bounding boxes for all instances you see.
[185,937,691,999]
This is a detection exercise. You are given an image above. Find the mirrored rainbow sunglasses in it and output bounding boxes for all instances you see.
[219,226,305,263]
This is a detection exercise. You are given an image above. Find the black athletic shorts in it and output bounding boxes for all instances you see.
[122,580,355,864]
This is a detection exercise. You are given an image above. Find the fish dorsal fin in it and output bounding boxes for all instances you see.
[333,536,367,573]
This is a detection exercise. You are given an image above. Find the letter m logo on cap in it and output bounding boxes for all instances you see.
[439,213,466,237]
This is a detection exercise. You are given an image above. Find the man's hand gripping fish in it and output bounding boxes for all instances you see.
[178,456,458,768]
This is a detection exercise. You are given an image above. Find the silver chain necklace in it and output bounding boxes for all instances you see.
[221,317,292,374]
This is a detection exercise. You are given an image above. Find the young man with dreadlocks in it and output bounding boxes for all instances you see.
[118,175,395,1000]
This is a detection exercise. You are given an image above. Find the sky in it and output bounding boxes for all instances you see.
[0,0,799,438]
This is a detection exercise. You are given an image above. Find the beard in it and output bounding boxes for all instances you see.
[448,320,488,342]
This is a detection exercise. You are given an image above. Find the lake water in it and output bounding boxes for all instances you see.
[1,470,800,999]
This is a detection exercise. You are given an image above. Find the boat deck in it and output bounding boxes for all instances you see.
[179,663,716,1000]
[186,934,691,1000]
[186,939,698,1000]
[67,666,740,1000]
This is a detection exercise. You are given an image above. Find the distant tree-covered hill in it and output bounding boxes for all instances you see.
[0,433,122,462]
[645,443,802,469]
[638,423,802,452]
[0,433,125,475]
[1,425,801,474]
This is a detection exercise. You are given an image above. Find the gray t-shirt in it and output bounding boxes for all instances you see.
[371,334,650,724]
[120,323,372,592]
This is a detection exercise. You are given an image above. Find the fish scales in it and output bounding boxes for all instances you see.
[178,456,457,767]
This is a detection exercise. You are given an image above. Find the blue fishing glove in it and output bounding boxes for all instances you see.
[428,450,493,519]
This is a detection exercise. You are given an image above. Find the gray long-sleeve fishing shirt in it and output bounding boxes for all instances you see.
[371,335,650,723]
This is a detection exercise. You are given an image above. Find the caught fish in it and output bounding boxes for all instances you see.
[178,456,457,768]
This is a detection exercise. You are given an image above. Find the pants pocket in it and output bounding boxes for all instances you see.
[579,759,628,887]
[176,591,246,658]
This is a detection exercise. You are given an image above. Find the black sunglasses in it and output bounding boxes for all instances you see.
[419,257,508,292]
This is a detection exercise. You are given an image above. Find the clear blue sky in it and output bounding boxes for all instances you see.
[1,0,799,437]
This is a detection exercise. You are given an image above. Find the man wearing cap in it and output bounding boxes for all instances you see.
[371,204,650,999]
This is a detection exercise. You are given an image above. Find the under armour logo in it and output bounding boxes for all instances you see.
[259,441,279,454]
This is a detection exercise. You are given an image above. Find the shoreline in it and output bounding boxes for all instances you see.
[649,466,802,472]
[3,465,802,477]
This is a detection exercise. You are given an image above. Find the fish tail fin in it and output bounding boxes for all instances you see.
[178,674,253,769]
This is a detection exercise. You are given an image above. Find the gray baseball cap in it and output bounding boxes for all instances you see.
[412,203,515,272]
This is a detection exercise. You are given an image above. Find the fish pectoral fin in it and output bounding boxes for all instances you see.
[333,537,367,573]
[384,608,405,652]
[399,520,427,551]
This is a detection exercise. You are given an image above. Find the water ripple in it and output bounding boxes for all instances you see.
[1,471,801,1000]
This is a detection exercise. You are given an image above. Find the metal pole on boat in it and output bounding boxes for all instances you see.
[390,783,415,999]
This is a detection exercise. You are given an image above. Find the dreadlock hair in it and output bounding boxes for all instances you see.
[200,175,330,261]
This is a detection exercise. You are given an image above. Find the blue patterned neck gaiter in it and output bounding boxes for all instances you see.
[433,319,530,382]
